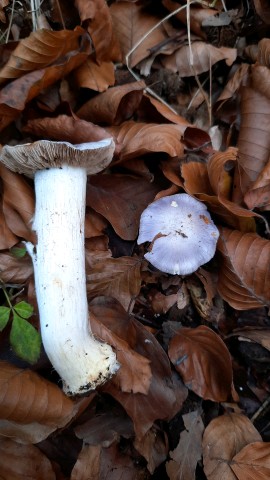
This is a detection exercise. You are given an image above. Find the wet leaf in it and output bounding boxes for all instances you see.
[231,441,270,480]
[202,413,262,480]
[217,227,270,309]
[168,325,233,401]
[0,361,75,425]
[10,313,41,364]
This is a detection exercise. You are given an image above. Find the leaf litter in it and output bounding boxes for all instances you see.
[0,0,270,478]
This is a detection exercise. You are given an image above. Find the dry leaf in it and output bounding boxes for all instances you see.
[77,80,145,125]
[203,413,262,480]
[75,0,120,63]
[161,42,237,77]
[107,121,186,160]
[87,173,159,240]
[230,327,270,351]
[0,361,74,426]
[217,227,270,309]
[168,325,233,401]
[73,57,115,91]
[0,438,55,480]
[231,441,270,480]
[134,426,169,474]
[166,410,204,480]
[110,1,167,67]
[0,251,33,283]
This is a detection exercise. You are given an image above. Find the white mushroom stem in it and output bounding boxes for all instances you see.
[26,165,119,396]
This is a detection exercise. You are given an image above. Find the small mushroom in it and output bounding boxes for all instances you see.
[137,193,219,275]
[0,139,119,396]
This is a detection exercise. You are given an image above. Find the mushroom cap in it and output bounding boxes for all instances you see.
[137,193,219,275]
[0,138,115,177]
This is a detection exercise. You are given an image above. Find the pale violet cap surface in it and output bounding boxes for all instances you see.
[137,193,219,275]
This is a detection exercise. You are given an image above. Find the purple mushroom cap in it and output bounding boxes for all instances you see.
[137,193,219,275]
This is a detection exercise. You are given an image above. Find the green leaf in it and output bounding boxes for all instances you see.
[14,301,34,319]
[0,306,11,331]
[10,313,41,364]
[10,246,27,258]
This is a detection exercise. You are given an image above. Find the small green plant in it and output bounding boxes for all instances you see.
[0,281,41,364]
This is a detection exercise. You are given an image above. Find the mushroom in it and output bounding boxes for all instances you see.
[0,139,119,396]
[138,193,219,275]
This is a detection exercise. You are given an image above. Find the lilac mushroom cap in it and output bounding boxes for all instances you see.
[137,193,219,275]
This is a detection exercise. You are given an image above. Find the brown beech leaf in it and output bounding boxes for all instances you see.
[231,441,270,480]
[73,57,115,91]
[0,201,18,249]
[87,173,159,240]
[0,34,91,131]
[258,38,270,68]
[217,227,270,310]
[0,438,55,480]
[75,0,120,63]
[71,443,142,480]
[166,410,204,480]
[161,42,237,77]
[168,325,232,401]
[0,164,35,242]
[91,297,188,439]
[0,251,33,283]
[230,327,270,351]
[134,426,169,474]
[0,27,86,84]
[217,63,250,105]
[0,0,9,22]
[233,86,270,203]
[77,80,145,125]
[91,311,152,395]
[24,114,112,145]
[202,413,262,480]
[181,160,257,232]
[0,361,75,426]
[86,256,141,310]
[244,158,270,210]
[138,93,191,125]
[110,1,167,67]
[107,121,185,161]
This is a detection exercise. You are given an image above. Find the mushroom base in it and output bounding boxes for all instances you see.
[27,165,119,396]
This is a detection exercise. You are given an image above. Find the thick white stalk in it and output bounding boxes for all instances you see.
[27,165,119,396]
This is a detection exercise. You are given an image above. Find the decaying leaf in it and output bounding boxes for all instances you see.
[166,410,204,480]
[168,325,233,402]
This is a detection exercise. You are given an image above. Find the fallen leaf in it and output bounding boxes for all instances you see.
[86,256,142,310]
[217,227,270,309]
[168,325,232,401]
[0,438,56,480]
[0,251,33,283]
[231,441,270,480]
[110,1,167,67]
[230,327,270,351]
[166,410,204,480]
[107,121,185,160]
[75,0,120,63]
[0,27,86,84]
[87,173,159,240]
[77,80,145,125]
[91,296,188,439]
[0,361,75,426]
[73,57,115,91]
[161,42,237,77]
[134,426,169,474]
[203,414,262,480]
